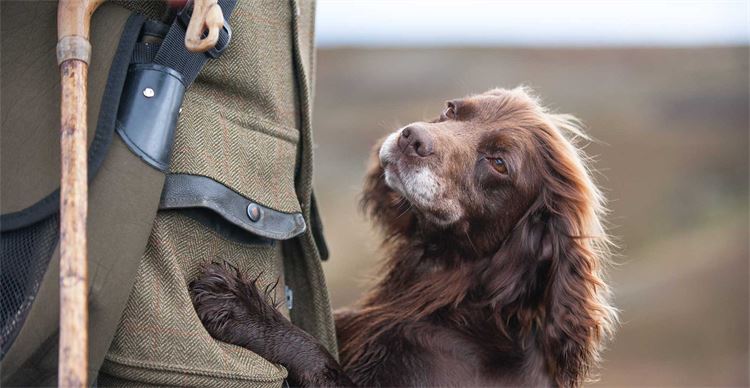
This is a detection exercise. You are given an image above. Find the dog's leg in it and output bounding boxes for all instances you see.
[190,263,355,387]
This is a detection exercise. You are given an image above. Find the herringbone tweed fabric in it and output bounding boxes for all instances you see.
[99,212,289,387]
[281,0,340,362]
[120,0,302,213]
[169,0,304,214]
[102,0,338,385]
[117,0,304,214]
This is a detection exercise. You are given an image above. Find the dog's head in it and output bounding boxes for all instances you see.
[362,87,616,386]
[378,88,541,229]
[365,87,591,250]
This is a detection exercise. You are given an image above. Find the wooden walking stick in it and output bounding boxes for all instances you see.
[56,0,104,386]
[55,0,224,385]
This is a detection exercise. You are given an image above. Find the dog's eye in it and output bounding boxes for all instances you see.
[442,102,457,120]
[488,157,508,174]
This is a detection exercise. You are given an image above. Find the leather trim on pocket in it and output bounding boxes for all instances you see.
[160,174,306,240]
[169,107,302,215]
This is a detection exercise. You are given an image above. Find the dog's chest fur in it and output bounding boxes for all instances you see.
[335,311,552,386]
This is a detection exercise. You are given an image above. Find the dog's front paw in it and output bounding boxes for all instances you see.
[191,264,353,387]
[189,262,282,350]
[189,263,244,342]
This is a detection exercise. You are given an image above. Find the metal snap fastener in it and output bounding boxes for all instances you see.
[143,87,155,98]
[246,203,261,222]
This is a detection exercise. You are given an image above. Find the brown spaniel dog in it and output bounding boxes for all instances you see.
[190,87,616,387]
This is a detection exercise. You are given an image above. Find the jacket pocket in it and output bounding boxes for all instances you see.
[169,100,303,216]
[100,211,289,387]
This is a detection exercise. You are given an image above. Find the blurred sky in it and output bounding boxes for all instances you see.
[316,0,749,47]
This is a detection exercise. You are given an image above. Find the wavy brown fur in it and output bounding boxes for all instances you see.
[191,87,616,387]
[342,87,616,386]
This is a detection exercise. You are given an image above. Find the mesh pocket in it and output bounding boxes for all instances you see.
[0,214,59,358]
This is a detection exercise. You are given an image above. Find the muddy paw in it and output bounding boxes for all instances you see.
[189,262,283,348]
[189,262,244,341]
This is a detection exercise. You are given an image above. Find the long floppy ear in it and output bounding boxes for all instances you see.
[483,113,616,387]
[481,201,555,343]
[359,137,416,240]
[534,114,616,387]
[536,212,614,387]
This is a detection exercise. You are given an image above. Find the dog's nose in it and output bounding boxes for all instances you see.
[398,126,434,157]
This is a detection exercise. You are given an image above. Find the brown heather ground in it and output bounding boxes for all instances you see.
[312,47,749,386]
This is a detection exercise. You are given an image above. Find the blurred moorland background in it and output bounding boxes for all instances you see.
[311,2,748,386]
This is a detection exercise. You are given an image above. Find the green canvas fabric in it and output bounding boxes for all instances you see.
[0,4,163,386]
[1,137,165,386]
[0,1,124,214]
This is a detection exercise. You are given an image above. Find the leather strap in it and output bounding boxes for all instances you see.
[160,174,307,240]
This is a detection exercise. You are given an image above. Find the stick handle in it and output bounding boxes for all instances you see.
[57,0,104,43]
